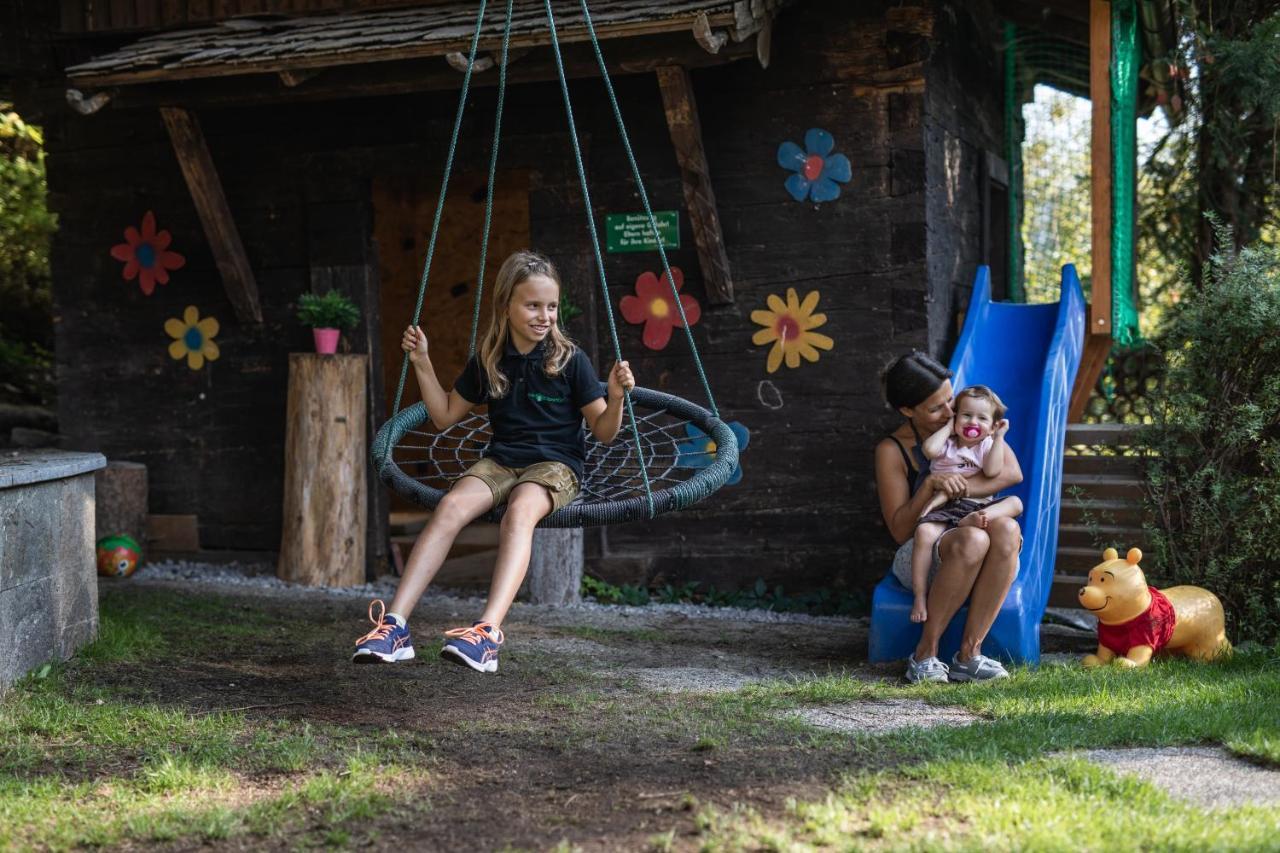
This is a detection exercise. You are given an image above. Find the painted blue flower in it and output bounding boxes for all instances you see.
[776,128,852,203]
[676,421,750,486]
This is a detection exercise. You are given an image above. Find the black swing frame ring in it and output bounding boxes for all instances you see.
[371,386,737,528]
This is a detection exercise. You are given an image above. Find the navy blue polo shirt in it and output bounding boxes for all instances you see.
[453,340,605,481]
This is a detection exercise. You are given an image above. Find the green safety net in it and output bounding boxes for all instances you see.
[1003,8,1141,349]
[1005,25,1091,304]
[1110,0,1141,347]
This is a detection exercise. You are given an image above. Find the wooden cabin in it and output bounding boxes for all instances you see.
[0,0,1171,595]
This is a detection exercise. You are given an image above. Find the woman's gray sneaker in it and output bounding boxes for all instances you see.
[904,654,950,683]
[948,653,1009,682]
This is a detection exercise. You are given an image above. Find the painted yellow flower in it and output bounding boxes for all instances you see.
[165,306,220,370]
[750,288,834,373]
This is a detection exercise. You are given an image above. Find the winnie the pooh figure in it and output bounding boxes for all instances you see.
[1078,548,1231,668]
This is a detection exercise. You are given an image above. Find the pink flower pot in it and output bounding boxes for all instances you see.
[313,328,340,354]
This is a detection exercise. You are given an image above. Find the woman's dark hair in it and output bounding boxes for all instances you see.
[881,351,953,410]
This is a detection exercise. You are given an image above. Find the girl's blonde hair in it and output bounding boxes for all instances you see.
[477,250,577,398]
[956,384,1007,420]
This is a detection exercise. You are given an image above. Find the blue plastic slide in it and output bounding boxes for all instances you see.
[868,264,1086,665]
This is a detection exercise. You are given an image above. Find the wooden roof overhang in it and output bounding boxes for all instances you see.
[63,0,777,104]
[62,1,780,324]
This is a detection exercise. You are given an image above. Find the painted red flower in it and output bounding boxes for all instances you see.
[619,267,701,351]
[110,211,186,296]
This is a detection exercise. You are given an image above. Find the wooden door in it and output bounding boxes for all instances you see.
[373,170,530,511]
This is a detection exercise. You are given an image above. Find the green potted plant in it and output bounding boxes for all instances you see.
[296,291,361,354]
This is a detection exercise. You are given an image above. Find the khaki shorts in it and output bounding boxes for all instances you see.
[462,458,580,511]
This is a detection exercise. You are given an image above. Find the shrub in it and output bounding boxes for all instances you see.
[296,291,360,330]
[1140,235,1280,643]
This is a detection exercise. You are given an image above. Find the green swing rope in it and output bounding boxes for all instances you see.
[574,0,719,418]
[390,0,489,416]
[388,0,722,519]
[467,0,516,357]
[541,0,656,517]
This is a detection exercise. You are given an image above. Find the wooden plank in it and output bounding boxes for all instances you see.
[278,354,368,587]
[159,106,264,325]
[1069,322,1112,422]
[1071,0,1113,421]
[655,65,733,304]
[1088,0,1111,336]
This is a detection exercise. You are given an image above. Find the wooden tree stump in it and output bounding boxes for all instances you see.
[278,354,367,586]
[93,461,147,548]
[526,527,582,605]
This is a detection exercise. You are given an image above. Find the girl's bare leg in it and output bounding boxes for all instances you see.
[912,528,990,660]
[389,477,495,619]
[958,516,1021,661]
[958,496,1023,529]
[918,490,947,519]
[479,482,555,628]
[910,522,946,622]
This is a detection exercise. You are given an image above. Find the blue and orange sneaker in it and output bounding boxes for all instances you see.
[352,599,415,664]
[440,621,504,673]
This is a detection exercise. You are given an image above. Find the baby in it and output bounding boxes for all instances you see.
[909,385,1023,623]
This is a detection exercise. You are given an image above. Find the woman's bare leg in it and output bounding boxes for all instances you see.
[958,516,1021,661]
[912,528,990,660]
[479,482,555,628]
[389,477,495,619]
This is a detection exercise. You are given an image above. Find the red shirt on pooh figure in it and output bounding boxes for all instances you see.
[1096,587,1177,656]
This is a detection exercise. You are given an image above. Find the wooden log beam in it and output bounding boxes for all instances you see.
[1068,306,1113,422]
[1088,0,1112,338]
[526,527,583,605]
[1070,0,1113,421]
[278,354,368,587]
[655,65,733,305]
[159,106,263,326]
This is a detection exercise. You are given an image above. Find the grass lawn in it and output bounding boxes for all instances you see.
[1,583,1277,851]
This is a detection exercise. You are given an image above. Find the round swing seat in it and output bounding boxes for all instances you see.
[371,386,738,528]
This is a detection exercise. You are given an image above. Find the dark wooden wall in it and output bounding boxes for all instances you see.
[922,0,1005,357]
[34,0,1004,594]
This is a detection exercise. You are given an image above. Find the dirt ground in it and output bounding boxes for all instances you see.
[85,578,1092,851]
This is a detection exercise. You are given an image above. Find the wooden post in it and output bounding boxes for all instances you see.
[1070,0,1114,421]
[93,461,147,547]
[160,106,264,326]
[655,65,734,305]
[526,527,582,605]
[278,354,367,586]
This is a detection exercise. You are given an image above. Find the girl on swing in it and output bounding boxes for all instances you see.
[353,250,635,672]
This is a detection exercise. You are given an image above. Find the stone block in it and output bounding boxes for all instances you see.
[0,577,58,688]
[0,450,105,692]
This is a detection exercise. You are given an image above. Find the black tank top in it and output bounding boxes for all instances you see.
[888,421,931,497]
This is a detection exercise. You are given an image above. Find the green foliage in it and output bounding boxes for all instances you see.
[580,574,651,606]
[557,291,582,329]
[0,104,57,405]
[1141,4,1280,293]
[295,290,361,330]
[1139,235,1280,643]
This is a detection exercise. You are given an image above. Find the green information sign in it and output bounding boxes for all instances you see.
[605,211,680,253]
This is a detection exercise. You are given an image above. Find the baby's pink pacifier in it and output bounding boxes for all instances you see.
[962,426,981,438]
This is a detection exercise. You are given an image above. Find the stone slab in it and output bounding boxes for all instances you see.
[1078,746,1280,810]
[0,449,106,489]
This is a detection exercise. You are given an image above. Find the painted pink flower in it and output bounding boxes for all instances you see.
[619,267,701,351]
[110,211,186,296]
